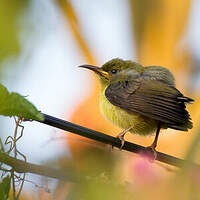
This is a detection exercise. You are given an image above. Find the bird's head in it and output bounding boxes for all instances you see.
[79,58,143,88]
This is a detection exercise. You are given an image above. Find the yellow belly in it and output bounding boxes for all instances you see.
[99,90,157,136]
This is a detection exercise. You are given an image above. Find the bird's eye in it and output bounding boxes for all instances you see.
[111,69,118,74]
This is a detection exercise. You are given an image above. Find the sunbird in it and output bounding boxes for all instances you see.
[80,58,194,153]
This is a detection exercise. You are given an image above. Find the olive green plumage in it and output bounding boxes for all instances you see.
[80,58,194,137]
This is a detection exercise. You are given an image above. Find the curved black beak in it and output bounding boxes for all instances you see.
[79,65,109,79]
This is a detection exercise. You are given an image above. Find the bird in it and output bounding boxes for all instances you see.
[79,58,194,155]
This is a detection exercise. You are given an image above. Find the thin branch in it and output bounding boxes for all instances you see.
[0,152,78,182]
[35,113,199,169]
[0,113,199,184]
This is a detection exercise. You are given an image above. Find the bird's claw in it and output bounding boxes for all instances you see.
[143,145,157,161]
[110,132,125,150]
[117,134,125,150]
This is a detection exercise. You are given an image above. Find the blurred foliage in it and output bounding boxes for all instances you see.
[57,0,96,65]
[60,147,132,200]
[130,0,162,55]
[0,0,29,74]
[130,0,191,67]
[67,179,131,200]
[55,139,200,200]
[0,175,11,200]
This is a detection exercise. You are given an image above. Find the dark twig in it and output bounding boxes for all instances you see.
[0,113,199,184]
[0,152,78,182]
[35,113,199,169]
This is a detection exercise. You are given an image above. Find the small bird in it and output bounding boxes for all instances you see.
[80,58,194,154]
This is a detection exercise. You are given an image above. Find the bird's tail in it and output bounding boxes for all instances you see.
[169,96,194,131]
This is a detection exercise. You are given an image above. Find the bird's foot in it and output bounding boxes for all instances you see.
[117,134,125,150]
[116,130,127,150]
[115,127,132,150]
[144,145,157,161]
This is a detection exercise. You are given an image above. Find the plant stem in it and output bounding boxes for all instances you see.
[35,113,200,168]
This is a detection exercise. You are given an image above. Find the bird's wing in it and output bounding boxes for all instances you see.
[105,79,193,130]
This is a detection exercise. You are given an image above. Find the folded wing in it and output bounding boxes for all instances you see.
[105,80,193,131]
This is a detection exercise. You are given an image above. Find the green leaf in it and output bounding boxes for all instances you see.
[0,83,44,121]
[0,175,11,200]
